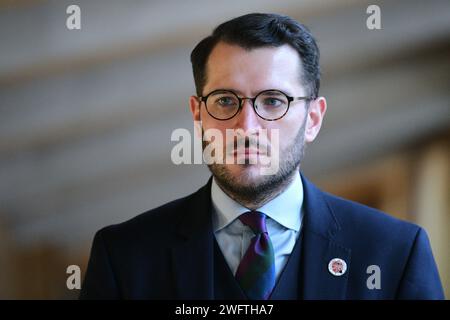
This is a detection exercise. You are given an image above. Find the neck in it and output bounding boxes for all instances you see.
[215,170,298,210]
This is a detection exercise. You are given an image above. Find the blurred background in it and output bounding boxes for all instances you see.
[0,0,448,299]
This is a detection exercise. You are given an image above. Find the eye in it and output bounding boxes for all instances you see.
[218,97,233,105]
[262,98,283,107]
[216,96,237,107]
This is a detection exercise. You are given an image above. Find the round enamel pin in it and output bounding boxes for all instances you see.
[328,258,347,276]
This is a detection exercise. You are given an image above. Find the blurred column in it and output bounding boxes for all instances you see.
[0,221,16,298]
[414,138,449,298]
[378,156,412,222]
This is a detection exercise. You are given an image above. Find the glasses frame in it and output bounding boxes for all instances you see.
[198,89,315,121]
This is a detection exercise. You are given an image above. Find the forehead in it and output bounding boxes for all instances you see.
[204,41,305,95]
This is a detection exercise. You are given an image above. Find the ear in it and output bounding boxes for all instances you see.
[304,96,327,143]
[189,95,202,138]
[189,95,201,122]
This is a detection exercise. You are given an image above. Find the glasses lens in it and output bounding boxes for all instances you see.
[206,91,240,119]
[255,90,289,120]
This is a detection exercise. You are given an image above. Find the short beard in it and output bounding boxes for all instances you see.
[204,119,307,209]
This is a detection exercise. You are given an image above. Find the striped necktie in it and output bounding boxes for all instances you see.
[235,211,275,300]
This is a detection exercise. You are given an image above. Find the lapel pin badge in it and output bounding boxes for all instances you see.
[328,258,347,276]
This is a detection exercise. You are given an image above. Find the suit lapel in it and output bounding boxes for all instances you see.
[300,174,351,299]
[171,178,215,299]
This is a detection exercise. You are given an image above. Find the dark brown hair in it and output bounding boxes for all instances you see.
[190,13,321,97]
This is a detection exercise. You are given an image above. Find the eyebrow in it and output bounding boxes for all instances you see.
[208,88,293,96]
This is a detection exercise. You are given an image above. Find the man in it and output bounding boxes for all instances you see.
[80,13,444,299]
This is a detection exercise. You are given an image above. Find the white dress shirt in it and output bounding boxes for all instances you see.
[211,171,304,281]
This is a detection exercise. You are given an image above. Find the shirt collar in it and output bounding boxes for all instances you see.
[211,171,303,232]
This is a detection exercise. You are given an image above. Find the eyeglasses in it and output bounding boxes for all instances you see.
[198,89,315,121]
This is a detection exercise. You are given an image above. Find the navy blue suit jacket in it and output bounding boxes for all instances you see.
[80,174,444,299]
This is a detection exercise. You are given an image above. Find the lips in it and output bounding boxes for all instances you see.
[233,148,260,155]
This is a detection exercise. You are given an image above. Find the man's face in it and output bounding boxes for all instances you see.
[190,41,326,196]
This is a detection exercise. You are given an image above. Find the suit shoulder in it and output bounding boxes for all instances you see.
[322,191,421,241]
[94,187,201,245]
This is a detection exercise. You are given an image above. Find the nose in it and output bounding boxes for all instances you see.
[234,98,262,132]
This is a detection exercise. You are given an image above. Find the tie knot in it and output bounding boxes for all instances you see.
[239,211,268,235]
